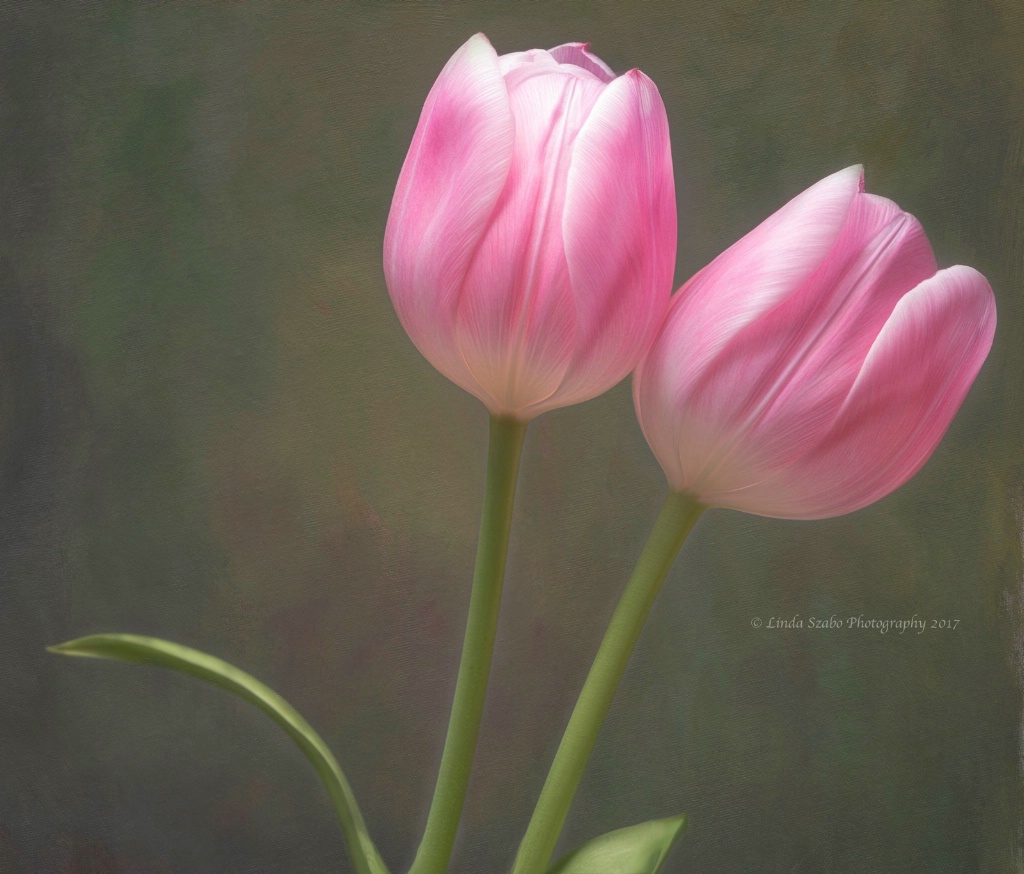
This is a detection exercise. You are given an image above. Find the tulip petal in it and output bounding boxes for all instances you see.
[636,169,929,498]
[663,166,864,408]
[545,70,676,413]
[383,34,514,394]
[454,68,606,415]
[728,266,996,518]
[699,192,939,482]
[498,49,563,89]
[548,42,617,82]
[755,194,936,424]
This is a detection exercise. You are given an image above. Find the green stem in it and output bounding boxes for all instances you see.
[512,491,705,874]
[48,633,389,874]
[410,414,528,874]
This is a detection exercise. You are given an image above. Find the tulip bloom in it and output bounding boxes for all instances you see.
[384,34,676,420]
[634,166,996,519]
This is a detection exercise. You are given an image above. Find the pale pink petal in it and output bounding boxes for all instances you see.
[498,49,563,89]
[540,70,675,414]
[727,266,996,518]
[548,42,617,82]
[634,167,863,491]
[454,69,604,415]
[750,193,935,426]
[688,191,939,490]
[663,166,864,407]
[383,34,514,395]
[501,49,606,90]
[498,48,556,75]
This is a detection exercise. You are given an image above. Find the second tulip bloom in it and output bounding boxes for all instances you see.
[634,166,996,520]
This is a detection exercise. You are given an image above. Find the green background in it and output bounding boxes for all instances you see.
[2,2,1022,871]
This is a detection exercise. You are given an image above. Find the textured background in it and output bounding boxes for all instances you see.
[2,2,1022,872]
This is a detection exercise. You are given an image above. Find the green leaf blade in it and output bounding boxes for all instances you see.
[547,814,687,874]
[50,633,388,874]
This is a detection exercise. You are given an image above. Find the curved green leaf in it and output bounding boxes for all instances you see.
[49,634,388,874]
[547,814,687,874]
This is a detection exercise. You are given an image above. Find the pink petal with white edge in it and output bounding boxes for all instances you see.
[635,166,870,492]
[661,166,864,405]
[725,265,996,519]
[542,70,676,414]
[684,191,939,495]
[750,193,937,436]
[383,34,514,394]
[454,66,604,415]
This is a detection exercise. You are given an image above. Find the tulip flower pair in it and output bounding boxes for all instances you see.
[386,34,995,522]
[383,32,996,874]
[50,30,997,874]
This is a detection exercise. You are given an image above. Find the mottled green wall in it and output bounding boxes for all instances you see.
[1,2,1021,872]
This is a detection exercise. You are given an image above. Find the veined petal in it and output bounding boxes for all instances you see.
[750,193,936,430]
[543,70,675,413]
[664,166,864,408]
[734,266,996,518]
[383,34,514,393]
[454,68,604,416]
[696,191,939,485]
[635,167,868,495]
[548,42,617,82]
[498,48,562,89]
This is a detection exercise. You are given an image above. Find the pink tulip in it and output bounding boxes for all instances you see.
[384,34,676,420]
[633,166,996,519]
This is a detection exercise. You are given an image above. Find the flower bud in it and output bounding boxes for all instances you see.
[633,166,996,519]
[385,34,676,420]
